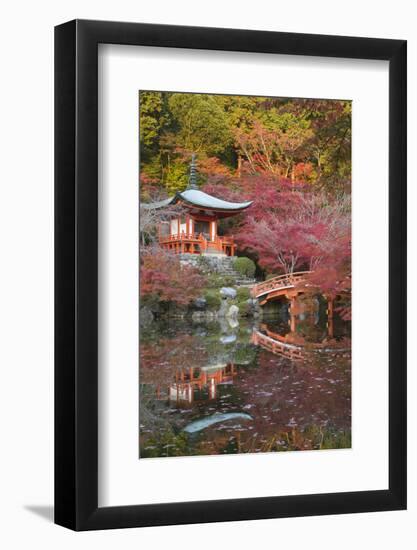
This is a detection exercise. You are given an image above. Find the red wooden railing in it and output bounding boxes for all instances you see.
[252,328,351,362]
[159,232,236,255]
[251,330,305,361]
[251,271,313,299]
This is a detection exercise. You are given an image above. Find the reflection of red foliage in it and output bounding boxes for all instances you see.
[140,333,205,385]
[140,248,206,305]
[140,323,351,455]
[234,349,351,438]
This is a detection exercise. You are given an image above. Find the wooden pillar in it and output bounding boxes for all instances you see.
[289,311,296,333]
[327,297,334,338]
[327,316,334,339]
[289,295,296,332]
[327,297,334,319]
[209,378,216,400]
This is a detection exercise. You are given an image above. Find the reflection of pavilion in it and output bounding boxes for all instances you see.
[158,363,237,406]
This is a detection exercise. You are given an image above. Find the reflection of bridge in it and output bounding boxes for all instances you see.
[251,271,313,304]
[252,326,351,362]
[251,330,305,361]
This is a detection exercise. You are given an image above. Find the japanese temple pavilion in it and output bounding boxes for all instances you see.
[144,156,252,256]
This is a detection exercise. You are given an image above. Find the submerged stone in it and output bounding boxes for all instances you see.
[183,412,253,434]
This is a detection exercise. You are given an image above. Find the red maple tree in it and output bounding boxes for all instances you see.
[140,247,207,305]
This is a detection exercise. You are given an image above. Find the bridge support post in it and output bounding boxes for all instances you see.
[327,298,334,319]
[288,295,297,332]
[326,297,335,339]
[327,316,334,339]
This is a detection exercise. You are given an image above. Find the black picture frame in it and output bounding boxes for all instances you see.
[55,19,407,531]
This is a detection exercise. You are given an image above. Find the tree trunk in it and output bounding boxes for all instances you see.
[237,154,242,178]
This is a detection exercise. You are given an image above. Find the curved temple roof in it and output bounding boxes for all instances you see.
[142,155,252,213]
[142,189,252,212]
[178,189,252,210]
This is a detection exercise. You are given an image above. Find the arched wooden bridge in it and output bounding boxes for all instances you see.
[251,271,314,304]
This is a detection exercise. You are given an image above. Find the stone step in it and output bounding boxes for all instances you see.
[179,254,255,285]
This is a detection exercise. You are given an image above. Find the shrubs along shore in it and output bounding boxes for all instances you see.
[140,256,261,326]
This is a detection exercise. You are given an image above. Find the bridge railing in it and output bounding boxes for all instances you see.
[251,330,305,361]
[251,271,313,298]
[252,329,351,361]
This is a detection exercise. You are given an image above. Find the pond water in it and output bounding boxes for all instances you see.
[139,302,351,458]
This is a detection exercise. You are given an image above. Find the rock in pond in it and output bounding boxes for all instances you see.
[139,306,154,327]
[193,297,207,309]
[220,287,237,299]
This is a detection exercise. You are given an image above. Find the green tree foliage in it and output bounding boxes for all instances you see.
[139,91,171,186]
[139,91,351,197]
[140,92,165,150]
[167,93,231,155]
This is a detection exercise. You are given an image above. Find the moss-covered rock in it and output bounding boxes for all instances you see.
[203,289,222,310]
[236,301,252,317]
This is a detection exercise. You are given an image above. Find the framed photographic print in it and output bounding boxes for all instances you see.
[55,20,406,530]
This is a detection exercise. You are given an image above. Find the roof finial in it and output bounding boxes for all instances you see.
[187,154,198,190]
